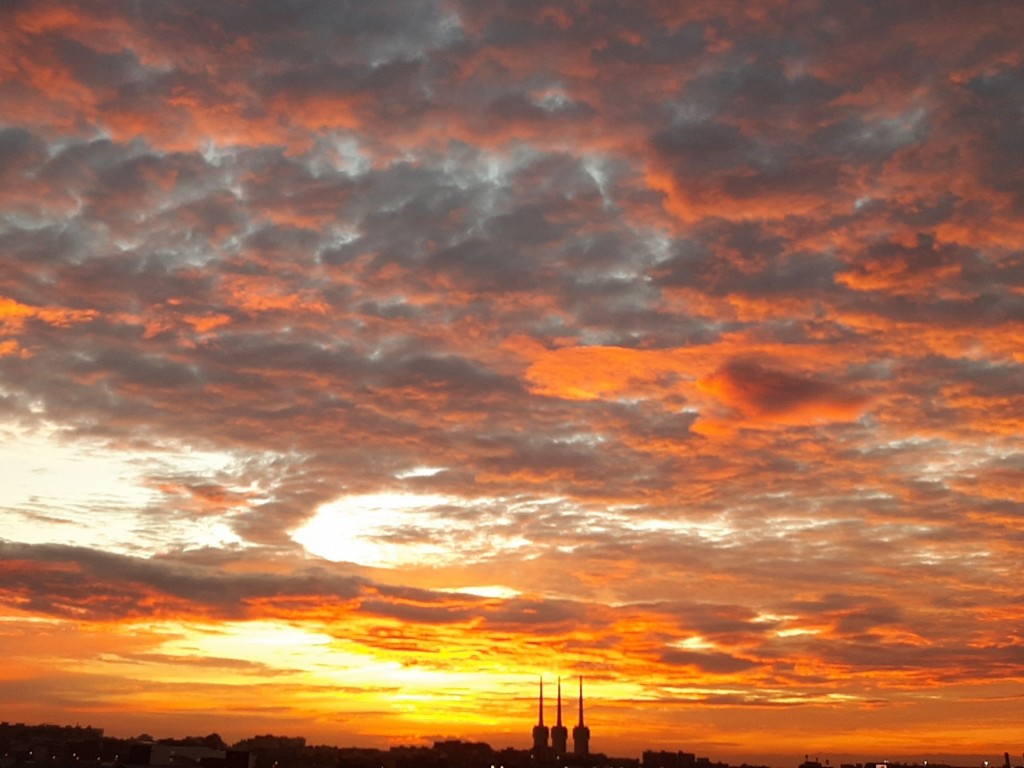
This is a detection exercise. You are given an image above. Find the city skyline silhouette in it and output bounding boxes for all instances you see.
[3,712,1023,768]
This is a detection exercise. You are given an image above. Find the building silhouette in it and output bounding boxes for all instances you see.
[572,676,590,757]
[551,678,569,756]
[532,677,551,756]
[530,675,591,760]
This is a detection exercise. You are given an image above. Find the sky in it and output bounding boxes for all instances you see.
[1,0,1023,764]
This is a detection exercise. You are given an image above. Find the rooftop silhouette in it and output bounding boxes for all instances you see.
[3,718,1020,768]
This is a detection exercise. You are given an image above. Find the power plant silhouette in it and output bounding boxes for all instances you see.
[532,676,589,758]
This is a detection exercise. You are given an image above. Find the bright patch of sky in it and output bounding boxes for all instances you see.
[394,466,447,479]
[150,619,521,700]
[294,492,745,569]
[292,491,533,568]
[439,585,521,599]
[0,424,250,554]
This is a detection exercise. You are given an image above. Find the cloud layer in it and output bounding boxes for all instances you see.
[1,1,1022,763]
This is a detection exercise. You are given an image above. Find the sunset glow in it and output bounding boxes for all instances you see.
[1,2,1023,766]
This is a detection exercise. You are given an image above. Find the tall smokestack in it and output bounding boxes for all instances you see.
[572,675,590,756]
[539,677,544,726]
[551,677,568,755]
[557,678,562,727]
[532,677,549,755]
[578,675,584,726]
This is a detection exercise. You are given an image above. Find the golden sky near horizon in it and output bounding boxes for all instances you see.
[1,1,1023,764]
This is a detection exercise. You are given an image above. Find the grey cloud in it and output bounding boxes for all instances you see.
[652,225,839,299]
[0,540,363,609]
[810,114,929,164]
[963,63,1024,211]
[651,121,758,175]
[660,648,759,674]
[721,156,844,201]
[358,600,479,626]
[486,92,596,123]
[0,127,46,180]
[138,0,460,67]
[52,36,146,91]
[592,21,706,66]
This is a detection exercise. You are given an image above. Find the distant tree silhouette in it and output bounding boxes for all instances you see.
[202,734,227,751]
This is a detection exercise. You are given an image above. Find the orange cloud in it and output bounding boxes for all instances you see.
[220,276,329,316]
[521,342,873,432]
[0,339,24,357]
[523,345,681,402]
[0,296,98,334]
[697,359,870,425]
